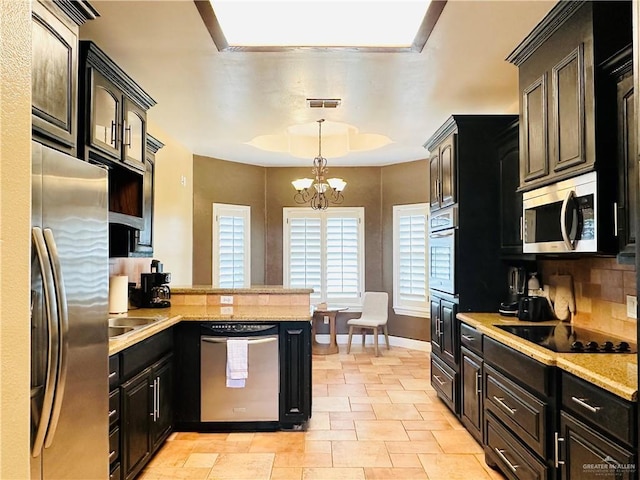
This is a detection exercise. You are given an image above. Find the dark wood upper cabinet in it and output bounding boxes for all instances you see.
[507,0,632,192]
[427,134,456,211]
[79,40,156,174]
[31,0,97,155]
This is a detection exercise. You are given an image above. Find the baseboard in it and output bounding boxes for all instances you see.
[314,334,431,352]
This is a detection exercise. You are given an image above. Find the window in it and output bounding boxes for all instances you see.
[283,207,364,306]
[212,203,250,288]
[393,203,429,317]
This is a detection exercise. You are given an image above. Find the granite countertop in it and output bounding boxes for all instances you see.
[171,285,314,294]
[458,312,638,401]
[109,306,311,355]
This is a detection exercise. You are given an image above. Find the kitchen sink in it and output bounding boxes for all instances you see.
[109,316,163,328]
[108,326,136,338]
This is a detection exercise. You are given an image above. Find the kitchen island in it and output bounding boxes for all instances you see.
[108,286,313,480]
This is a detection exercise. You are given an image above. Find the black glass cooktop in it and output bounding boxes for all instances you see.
[496,324,636,353]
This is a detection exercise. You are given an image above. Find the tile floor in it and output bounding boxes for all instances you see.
[139,345,505,480]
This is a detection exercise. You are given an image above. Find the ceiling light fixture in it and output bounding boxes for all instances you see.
[292,119,346,210]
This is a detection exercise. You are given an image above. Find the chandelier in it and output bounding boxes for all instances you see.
[291,119,347,210]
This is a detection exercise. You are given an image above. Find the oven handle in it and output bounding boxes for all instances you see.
[429,230,454,238]
[560,190,577,251]
[202,336,278,345]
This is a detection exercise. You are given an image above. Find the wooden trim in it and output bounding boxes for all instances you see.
[146,134,164,154]
[423,116,457,151]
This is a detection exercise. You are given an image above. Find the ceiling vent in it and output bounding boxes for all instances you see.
[307,98,342,108]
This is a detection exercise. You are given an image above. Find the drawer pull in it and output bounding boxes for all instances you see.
[108,409,117,418]
[108,450,117,462]
[433,375,446,386]
[554,432,565,468]
[494,448,519,473]
[108,371,117,379]
[493,396,516,415]
[461,334,476,342]
[571,396,602,413]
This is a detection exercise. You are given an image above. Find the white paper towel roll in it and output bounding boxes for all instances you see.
[109,275,129,314]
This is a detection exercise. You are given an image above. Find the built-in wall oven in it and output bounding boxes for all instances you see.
[200,323,279,423]
[429,205,457,295]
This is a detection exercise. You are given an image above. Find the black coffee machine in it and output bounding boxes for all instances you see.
[140,260,171,308]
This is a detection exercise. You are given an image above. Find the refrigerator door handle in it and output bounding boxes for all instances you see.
[43,228,70,448]
[31,227,60,457]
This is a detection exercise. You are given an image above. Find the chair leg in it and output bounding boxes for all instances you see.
[383,325,390,350]
[362,328,366,348]
[347,326,354,354]
[373,327,379,357]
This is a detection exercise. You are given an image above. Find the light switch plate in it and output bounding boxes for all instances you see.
[220,295,234,305]
[626,295,637,319]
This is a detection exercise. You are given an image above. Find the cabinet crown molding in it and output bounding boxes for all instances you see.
[50,0,99,25]
[146,134,165,154]
[506,0,586,67]
[423,115,457,151]
[82,41,157,111]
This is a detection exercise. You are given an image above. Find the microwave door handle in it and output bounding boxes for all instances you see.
[31,227,59,457]
[560,190,577,251]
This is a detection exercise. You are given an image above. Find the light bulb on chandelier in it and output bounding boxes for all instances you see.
[291,119,347,210]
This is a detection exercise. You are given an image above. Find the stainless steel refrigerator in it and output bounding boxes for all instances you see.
[30,141,109,479]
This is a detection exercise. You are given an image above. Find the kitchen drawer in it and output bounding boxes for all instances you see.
[431,354,458,414]
[109,462,121,480]
[485,411,551,480]
[109,388,120,427]
[460,322,483,355]
[562,372,636,446]
[484,336,554,396]
[109,355,120,389]
[109,426,120,466]
[121,328,173,381]
[485,364,548,458]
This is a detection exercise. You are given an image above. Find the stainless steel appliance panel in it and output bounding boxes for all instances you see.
[201,333,279,422]
[429,228,456,295]
[31,142,109,479]
[522,171,598,253]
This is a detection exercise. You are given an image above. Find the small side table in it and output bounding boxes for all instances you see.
[311,306,347,355]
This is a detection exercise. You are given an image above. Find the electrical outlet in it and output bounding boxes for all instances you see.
[323,315,329,324]
[220,295,234,305]
[626,295,637,319]
[220,306,233,315]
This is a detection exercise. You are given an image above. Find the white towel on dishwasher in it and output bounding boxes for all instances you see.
[226,339,248,388]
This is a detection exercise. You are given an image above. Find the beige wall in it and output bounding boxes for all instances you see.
[192,156,266,285]
[0,0,32,476]
[381,160,430,341]
[148,121,193,286]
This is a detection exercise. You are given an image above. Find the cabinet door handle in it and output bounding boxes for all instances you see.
[156,376,161,420]
[149,379,157,421]
[493,396,516,415]
[571,396,601,413]
[494,448,519,473]
[433,375,446,386]
[110,121,116,147]
[124,120,132,148]
[613,202,618,237]
[475,372,481,396]
[554,432,565,468]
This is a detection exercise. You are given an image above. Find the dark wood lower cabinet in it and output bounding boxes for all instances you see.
[279,322,312,429]
[460,347,482,442]
[121,369,152,480]
[559,411,635,480]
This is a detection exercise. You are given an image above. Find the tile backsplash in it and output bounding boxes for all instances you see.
[538,257,636,341]
[109,258,154,286]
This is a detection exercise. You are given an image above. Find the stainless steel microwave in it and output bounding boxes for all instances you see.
[522,172,601,253]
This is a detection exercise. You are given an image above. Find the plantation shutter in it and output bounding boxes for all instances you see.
[325,215,360,301]
[398,213,427,302]
[213,204,250,288]
[288,216,322,301]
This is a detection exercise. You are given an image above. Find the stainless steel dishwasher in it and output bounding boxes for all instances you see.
[200,323,279,422]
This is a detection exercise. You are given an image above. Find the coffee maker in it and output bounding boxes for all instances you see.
[499,266,526,316]
[140,260,171,308]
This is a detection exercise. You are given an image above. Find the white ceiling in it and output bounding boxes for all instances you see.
[80,0,556,167]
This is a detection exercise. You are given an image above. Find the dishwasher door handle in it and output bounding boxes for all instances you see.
[201,336,278,345]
